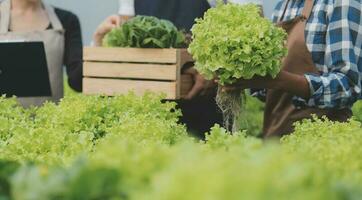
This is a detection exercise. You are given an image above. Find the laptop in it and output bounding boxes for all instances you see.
[0,42,52,97]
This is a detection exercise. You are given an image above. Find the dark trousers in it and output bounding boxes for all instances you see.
[176,94,223,138]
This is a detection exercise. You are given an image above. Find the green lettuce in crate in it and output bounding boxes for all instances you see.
[103,16,186,48]
[189,3,287,132]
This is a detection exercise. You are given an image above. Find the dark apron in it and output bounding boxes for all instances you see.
[263,0,352,138]
[134,0,210,31]
[135,0,222,136]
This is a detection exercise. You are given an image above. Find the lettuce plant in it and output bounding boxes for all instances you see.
[103,16,186,48]
[189,3,287,85]
[189,3,287,132]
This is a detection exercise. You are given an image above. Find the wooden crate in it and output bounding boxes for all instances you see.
[83,47,194,99]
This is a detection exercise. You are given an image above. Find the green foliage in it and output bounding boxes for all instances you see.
[0,97,30,143]
[63,78,77,97]
[103,16,186,48]
[204,124,262,151]
[0,93,186,166]
[189,3,287,85]
[239,94,264,136]
[143,145,340,200]
[0,161,20,200]
[1,93,362,200]
[352,100,362,122]
[282,117,362,187]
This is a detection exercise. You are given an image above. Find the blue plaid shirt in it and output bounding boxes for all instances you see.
[254,0,362,109]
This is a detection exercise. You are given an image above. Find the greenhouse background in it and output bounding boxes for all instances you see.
[45,0,279,44]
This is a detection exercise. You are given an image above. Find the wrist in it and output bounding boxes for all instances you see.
[273,71,311,99]
[271,71,287,89]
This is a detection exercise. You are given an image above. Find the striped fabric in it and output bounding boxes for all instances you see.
[254,0,362,109]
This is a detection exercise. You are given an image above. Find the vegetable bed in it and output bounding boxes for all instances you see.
[0,93,362,200]
[2,3,362,200]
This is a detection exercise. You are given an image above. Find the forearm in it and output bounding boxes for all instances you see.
[241,71,311,99]
[272,71,310,99]
[235,71,310,99]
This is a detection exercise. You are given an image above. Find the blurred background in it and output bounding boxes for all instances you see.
[45,0,280,44]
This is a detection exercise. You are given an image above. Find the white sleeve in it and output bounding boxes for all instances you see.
[208,0,217,7]
[118,0,135,16]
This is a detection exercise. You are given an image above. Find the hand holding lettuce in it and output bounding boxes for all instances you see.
[188,3,287,131]
[189,3,287,85]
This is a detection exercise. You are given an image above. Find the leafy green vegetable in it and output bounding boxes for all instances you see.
[189,3,287,132]
[189,3,287,85]
[103,16,186,48]
[0,161,20,200]
[1,93,362,200]
[0,93,187,166]
[352,100,362,122]
[282,117,362,183]
[239,94,264,136]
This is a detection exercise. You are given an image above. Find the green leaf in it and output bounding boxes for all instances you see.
[102,16,186,48]
[188,3,288,85]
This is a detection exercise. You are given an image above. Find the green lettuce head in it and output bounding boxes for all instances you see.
[189,3,287,85]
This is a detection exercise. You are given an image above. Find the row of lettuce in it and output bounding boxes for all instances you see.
[0,93,361,200]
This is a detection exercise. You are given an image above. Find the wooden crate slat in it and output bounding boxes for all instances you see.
[83,78,177,99]
[84,47,178,63]
[82,47,194,99]
[84,62,177,81]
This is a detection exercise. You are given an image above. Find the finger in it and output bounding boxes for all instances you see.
[108,15,121,26]
[113,16,122,26]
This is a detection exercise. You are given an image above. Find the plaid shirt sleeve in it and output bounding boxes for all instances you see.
[294,0,362,109]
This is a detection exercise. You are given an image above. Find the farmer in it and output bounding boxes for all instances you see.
[0,0,83,107]
[225,0,362,137]
[94,0,263,136]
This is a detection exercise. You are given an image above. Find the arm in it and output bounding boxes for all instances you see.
[63,12,83,92]
[224,72,310,100]
[229,0,362,109]
[93,0,135,46]
[293,0,361,109]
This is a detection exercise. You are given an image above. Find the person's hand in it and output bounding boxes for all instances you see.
[218,75,276,92]
[218,70,311,100]
[93,15,132,46]
[183,67,216,100]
